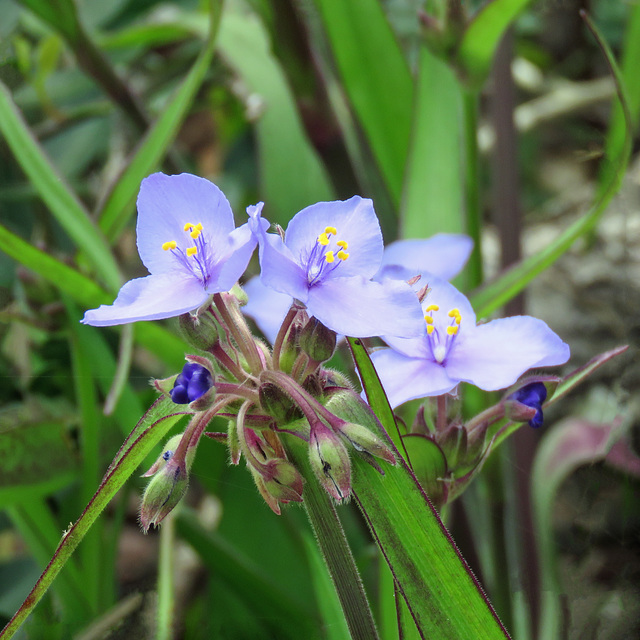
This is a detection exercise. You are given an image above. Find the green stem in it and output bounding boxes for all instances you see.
[287,442,380,640]
[156,514,176,640]
[463,89,484,290]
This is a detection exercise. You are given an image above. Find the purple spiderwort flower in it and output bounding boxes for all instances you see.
[245,203,470,340]
[170,362,213,404]
[508,382,548,428]
[371,274,570,408]
[82,173,261,326]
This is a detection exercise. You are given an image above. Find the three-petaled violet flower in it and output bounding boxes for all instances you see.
[246,197,427,338]
[371,274,570,408]
[82,173,260,326]
[243,232,473,343]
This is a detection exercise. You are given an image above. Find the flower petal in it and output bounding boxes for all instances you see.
[285,197,383,279]
[81,273,208,326]
[136,173,235,275]
[257,231,310,302]
[242,276,293,344]
[446,316,570,390]
[370,349,458,408]
[379,234,473,281]
[212,222,259,292]
[306,277,424,338]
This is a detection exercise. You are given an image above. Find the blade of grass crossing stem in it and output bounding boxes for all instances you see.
[347,339,509,638]
[457,0,534,89]
[98,0,223,242]
[0,398,185,640]
[217,8,334,225]
[301,531,351,640]
[312,0,413,205]
[0,82,121,292]
[401,48,464,238]
[469,12,633,317]
[0,223,188,366]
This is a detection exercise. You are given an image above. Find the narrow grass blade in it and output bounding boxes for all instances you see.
[457,0,534,89]
[98,0,223,242]
[0,82,121,292]
[401,48,464,238]
[217,7,334,224]
[312,0,413,204]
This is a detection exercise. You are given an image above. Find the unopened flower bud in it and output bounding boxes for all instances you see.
[505,381,548,428]
[142,433,183,477]
[140,458,189,532]
[309,423,351,502]
[262,459,304,503]
[299,318,337,364]
[170,362,214,406]
[437,423,467,470]
[178,311,220,351]
[337,422,395,465]
[259,382,295,422]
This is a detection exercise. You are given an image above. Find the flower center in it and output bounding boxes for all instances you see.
[424,305,461,363]
[305,226,350,286]
[162,222,211,285]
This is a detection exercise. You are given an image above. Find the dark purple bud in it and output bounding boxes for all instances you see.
[170,362,213,405]
[508,382,547,428]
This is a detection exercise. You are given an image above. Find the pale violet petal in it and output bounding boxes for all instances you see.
[285,197,383,279]
[136,173,235,275]
[81,273,208,326]
[370,349,458,408]
[258,231,310,302]
[212,222,259,292]
[242,276,293,344]
[445,316,570,390]
[306,277,424,338]
[380,234,473,281]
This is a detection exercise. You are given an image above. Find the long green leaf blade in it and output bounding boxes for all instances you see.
[0,82,121,291]
[312,0,413,204]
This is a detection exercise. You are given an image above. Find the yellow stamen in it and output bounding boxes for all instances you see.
[195,223,203,231]
[162,240,177,251]
[446,326,459,336]
[455,316,461,325]
[183,222,195,232]
[424,316,434,325]
[318,233,330,246]
[186,247,198,257]
[325,226,337,235]
[448,308,460,318]
[427,325,435,335]
[337,250,349,261]
[425,304,439,312]
[190,228,201,239]
[337,240,348,249]
[325,251,335,263]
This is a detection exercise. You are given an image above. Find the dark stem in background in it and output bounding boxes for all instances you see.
[490,29,540,638]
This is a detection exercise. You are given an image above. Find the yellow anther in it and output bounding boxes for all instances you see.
[424,316,434,325]
[186,247,198,257]
[337,240,348,249]
[337,250,349,261]
[427,325,435,335]
[183,222,195,232]
[446,326,459,336]
[325,226,337,235]
[190,228,201,239]
[195,223,203,231]
[425,304,439,312]
[318,233,330,246]
[455,316,461,325]
[162,240,177,251]
[448,308,460,318]
[325,251,335,263]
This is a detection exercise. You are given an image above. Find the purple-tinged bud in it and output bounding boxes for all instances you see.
[299,318,337,364]
[170,362,214,406]
[178,311,220,351]
[262,459,304,503]
[437,423,467,470]
[309,423,351,502]
[505,381,548,429]
[337,422,396,465]
[259,382,296,423]
[142,433,183,477]
[248,465,282,515]
[139,458,189,532]
[465,419,489,464]
[320,368,353,391]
